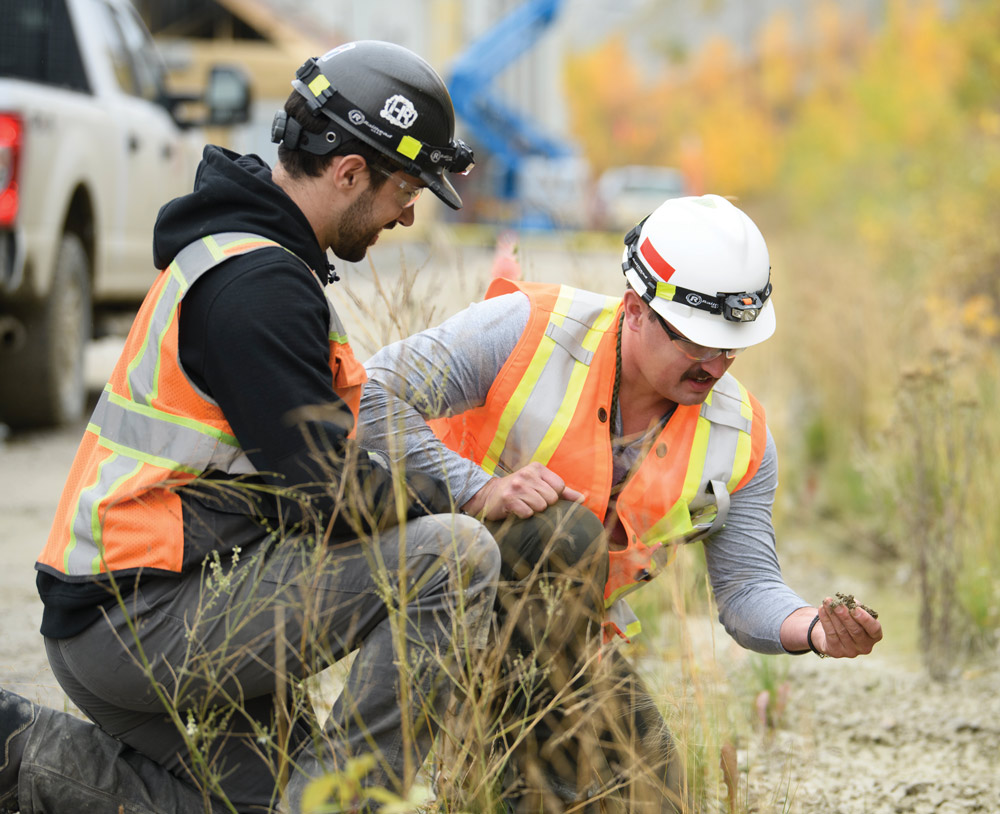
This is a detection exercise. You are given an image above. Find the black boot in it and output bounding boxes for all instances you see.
[0,689,38,814]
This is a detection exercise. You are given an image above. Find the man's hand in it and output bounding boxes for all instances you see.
[461,462,585,520]
[812,596,883,658]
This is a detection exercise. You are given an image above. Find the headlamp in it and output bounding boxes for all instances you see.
[723,292,764,323]
[447,139,475,175]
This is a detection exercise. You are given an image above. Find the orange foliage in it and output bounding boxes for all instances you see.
[563,0,987,202]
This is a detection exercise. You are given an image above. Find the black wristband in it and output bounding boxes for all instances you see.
[806,614,826,658]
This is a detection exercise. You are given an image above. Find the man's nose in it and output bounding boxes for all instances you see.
[700,353,731,377]
[397,205,415,228]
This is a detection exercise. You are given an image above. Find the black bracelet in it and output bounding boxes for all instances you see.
[806,614,826,658]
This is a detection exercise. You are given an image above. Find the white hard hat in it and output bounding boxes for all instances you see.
[621,194,775,350]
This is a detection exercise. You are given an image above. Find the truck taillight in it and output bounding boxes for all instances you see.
[0,113,23,228]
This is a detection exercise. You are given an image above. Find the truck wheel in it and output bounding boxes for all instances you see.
[0,232,91,429]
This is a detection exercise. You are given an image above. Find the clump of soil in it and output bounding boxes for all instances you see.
[829,591,879,618]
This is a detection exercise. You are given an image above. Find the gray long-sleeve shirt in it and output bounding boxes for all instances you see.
[360,291,810,654]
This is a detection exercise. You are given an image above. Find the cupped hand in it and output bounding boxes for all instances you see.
[813,596,883,658]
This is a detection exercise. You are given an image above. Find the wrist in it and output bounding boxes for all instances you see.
[807,614,826,658]
[781,606,818,655]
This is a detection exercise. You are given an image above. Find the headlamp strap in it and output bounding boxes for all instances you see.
[623,237,771,323]
[293,58,334,113]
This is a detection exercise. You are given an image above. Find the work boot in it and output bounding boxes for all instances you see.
[0,689,38,814]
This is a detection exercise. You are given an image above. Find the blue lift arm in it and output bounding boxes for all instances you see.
[447,0,572,178]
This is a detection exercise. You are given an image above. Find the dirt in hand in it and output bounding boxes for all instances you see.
[828,591,879,618]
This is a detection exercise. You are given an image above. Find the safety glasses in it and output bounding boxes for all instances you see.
[369,163,423,208]
[650,308,744,362]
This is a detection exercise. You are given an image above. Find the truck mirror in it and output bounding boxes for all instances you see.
[205,66,251,126]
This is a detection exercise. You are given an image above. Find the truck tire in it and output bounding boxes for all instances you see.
[0,232,92,429]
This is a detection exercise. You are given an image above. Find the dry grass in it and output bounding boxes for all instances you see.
[102,198,1000,811]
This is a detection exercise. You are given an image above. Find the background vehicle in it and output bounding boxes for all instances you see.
[0,0,249,429]
[592,165,687,233]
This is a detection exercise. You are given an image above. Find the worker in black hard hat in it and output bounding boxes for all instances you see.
[273,40,474,211]
[4,41,497,814]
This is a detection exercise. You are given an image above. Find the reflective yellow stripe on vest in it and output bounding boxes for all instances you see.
[480,285,619,475]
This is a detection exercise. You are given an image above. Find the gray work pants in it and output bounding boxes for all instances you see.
[23,513,499,813]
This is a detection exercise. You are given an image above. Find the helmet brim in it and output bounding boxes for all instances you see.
[422,170,462,210]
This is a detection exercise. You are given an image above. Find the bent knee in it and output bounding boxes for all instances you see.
[542,500,608,577]
[453,513,501,576]
[417,513,501,588]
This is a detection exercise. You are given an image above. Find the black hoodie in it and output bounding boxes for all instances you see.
[157,146,348,485]
[38,147,446,637]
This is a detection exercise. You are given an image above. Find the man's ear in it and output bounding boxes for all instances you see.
[622,288,646,330]
[329,154,369,192]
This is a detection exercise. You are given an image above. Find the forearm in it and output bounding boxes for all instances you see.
[779,605,821,652]
[704,431,811,654]
[360,379,493,506]
[360,292,528,506]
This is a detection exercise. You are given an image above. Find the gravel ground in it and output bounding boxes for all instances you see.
[742,651,1000,813]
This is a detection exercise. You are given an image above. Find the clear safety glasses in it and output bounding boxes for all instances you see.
[370,163,424,208]
[651,308,745,362]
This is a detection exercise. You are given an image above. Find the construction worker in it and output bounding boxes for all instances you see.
[359,194,884,810]
[0,41,501,814]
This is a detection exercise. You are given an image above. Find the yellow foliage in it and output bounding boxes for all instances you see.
[564,35,676,175]
[961,295,1000,339]
[757,12,797,110]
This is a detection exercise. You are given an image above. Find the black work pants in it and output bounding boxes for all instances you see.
[482,501,684,813]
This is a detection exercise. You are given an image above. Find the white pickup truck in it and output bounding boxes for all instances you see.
[0,0,249,428]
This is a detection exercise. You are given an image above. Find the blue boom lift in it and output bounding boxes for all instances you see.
[447,0,586,228]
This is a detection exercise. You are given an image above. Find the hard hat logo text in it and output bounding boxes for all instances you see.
[380,95,418,129]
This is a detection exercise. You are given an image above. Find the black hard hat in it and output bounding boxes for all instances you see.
[272,40,474,209]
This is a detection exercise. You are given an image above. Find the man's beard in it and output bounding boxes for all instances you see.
[331,187,381,263]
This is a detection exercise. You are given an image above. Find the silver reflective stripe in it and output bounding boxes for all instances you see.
[327,293,350,343]
[701,376,752,433]
[545,322,594,365]
[703,479,730,536]
[563,288,608,324]
[93,388,240,471]
[689,374,750,517]
[172,236,224,285]
[606,599,640,637]
[500,345,579,470]
[126,267,185,404]
[496,287,616,471]
[67,444,143,576]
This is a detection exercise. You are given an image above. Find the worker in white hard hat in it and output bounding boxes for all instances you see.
[360,194,883,812]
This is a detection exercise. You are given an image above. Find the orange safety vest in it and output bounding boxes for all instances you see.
[38,233,366,580]
[431,279,767,637]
